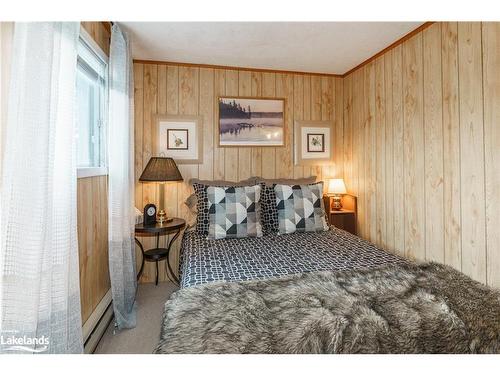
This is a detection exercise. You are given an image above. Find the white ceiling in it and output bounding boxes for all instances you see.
[121,22,423,75]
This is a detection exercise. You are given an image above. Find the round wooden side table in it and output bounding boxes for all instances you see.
[135,218,185,286]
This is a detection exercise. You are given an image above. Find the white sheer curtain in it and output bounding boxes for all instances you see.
[108,23,137,329]
[0,23,82,353]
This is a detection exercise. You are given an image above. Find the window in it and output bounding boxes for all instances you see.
[76,30,108,177]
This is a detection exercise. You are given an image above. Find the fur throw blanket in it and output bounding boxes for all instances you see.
[154,263,500,354]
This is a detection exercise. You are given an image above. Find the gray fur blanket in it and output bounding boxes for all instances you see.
[154,263,500,354]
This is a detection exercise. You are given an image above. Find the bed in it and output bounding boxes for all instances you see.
[154,225,500,354]
[179,226,406,288]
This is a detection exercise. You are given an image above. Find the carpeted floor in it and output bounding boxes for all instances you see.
[95,281,178,354]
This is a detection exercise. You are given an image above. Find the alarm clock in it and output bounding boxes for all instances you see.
[143,203,157,226]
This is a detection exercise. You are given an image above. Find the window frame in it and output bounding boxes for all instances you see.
[76,27,109,179]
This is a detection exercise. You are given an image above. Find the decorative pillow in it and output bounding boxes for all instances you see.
[256,176,317,187]
[259,184,280,232]
[207,185,263,239]
[258,176,317,233]
[184,193,198,214]
[191,177,257,235]
[274,182,329,234]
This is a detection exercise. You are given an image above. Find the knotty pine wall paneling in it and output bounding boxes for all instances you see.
[457,22,486,284]
[342,22,500,288]
[482,22,500,288]
[77,175,110,323]
[402,32,425,262]
[392,45,405,257]
[383,50,394,252]
[423,23,444,264]
[441,22,462,272]
[134,64,344,283]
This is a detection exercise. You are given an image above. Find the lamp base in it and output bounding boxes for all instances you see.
[331,194,343,211]
[157,209,173,225]
[159,218,174,224]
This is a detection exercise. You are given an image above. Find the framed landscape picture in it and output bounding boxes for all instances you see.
[218,96,285,147]
[294,120,334,166]
[154,115,203,164]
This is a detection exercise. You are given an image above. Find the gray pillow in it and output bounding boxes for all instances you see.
[275,182,329,234]
[207,185,263,239]
[190,177,258,235]
[257,176,317,232]
[255,176,316,187]
[186,178,258,214]
[189,177,258,186]
[184,193,198,214]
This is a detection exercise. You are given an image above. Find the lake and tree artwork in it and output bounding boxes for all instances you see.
[218,97,285,146]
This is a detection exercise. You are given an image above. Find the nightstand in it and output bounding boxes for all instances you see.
[324,194,357,235]
[135,218,186,286]
[329,210,356,235]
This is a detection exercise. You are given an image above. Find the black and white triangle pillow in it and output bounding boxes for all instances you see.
[207,185,263,240]
[274,182,329,234]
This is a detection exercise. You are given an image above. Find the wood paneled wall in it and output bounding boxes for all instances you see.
[81,22,110,56]
[78,22,111,323]
[343,22,500,288]
[134,63,344,283]
[77,175,110,322]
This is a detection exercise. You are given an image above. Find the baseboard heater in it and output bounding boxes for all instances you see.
[83,289,114,354]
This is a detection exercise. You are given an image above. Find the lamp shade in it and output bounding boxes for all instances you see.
[139,157,183,183]
[328,178,347,194]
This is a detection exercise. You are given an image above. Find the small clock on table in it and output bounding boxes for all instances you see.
[143,203,157,226]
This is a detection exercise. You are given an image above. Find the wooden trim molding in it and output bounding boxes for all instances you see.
[101,21,111,33]
[342,22,435,77]
[133,59,343,78]
[82,288,112,344]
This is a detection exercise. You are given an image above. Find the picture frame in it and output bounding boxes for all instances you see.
[307,133,325,152]
[217,96,285,147]
[294,120,334,166]
[154,115,203,164]
[166,129,189,150]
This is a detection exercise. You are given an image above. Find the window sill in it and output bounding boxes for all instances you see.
[77,167,108,179]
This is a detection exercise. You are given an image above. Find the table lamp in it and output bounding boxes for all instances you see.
[327,178,347,211]
[139,157,183,224]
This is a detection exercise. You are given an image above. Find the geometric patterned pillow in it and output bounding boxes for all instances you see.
[259,183,280,233]
[192,182,213,235]
[274,182,329,234]
[192,178,256,235]
[260,179,319,233]
[207,185,263,240]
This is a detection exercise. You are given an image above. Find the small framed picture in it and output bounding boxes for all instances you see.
[167,129,189,150]
[294,120,333,166]
[307,134,325,152]
[154,115,203,164]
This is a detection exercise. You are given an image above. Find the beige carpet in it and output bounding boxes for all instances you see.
[95,281,178,354]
